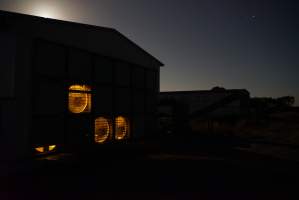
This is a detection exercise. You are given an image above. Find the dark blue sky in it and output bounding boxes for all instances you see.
[1,0,298,104]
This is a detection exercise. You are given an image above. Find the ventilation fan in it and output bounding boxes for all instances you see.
[115,116,129,140]
[69,85,91,114]
[95,117,112,143]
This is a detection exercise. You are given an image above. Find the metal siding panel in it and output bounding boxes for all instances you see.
[115,62,130,86]
[33,81,65,115]
[146,71,155,90]
[69,49,92,80]
[94,57,113,83]
[32,116,64,145]
[35,41,66,78]
[0,101,19,160]
[94,85,113,114]
[0,32,16,98]
[67,116,92,145]
[132,115,145,139]
[132,67,145,89]
[116,88,130,114]
[133,91,145,114]
[146,92,156,114]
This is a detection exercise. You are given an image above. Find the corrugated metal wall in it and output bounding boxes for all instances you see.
[31,39,159,147]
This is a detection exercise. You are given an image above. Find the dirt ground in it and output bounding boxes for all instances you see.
[1,140,299,199]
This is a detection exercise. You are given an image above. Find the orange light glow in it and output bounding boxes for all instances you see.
[49,145,57,151]
[35,145,57,154]
[69,85,91,114]
[95,117,112,143]
[115,116,129,140]
[35,147,45,153]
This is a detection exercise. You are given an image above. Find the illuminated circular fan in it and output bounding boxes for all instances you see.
[115,116,129,140]
[69,85,91,114]
[95,117,112,143]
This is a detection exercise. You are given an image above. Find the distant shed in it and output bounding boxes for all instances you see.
[158,88,250,134]
[160,88,250,118]
[0,10,163,161]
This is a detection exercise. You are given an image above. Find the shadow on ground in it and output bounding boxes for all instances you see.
[1,135,299,199]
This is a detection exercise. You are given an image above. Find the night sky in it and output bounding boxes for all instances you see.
[1,0,298,105]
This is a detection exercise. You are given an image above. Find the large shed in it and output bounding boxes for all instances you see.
[0,10,163,161]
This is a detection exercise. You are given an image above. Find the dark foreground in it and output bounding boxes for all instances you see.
[1,137,299,199]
